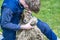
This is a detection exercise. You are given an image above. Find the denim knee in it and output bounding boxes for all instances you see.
[37,19,51,33]
[36,19,57,40]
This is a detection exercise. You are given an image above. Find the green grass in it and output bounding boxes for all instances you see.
[0,0,60,39]
[33,0,60,38]
[0,0,3,9]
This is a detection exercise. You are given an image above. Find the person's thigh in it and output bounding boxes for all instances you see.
[36,19,57,40]
[36,19,51,33]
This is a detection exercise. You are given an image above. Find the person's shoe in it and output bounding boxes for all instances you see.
[0,35,4,40]
[0,32,3,40]
[57,37,60,40]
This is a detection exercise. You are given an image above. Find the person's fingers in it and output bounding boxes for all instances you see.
[28,10,32,14]
[24,5,29,9]
[29,25,34,29]
[31,27,34,29]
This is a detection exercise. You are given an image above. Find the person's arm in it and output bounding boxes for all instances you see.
[1,8,20,31]
[1,8,33,30]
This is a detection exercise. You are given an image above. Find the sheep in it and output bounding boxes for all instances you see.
[16,10,44,40]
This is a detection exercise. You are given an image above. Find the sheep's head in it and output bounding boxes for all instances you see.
[21,10,32,24]
[21,10,37,26]
[25,0,40,13]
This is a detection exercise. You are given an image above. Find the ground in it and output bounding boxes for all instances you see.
[0,0,60,40]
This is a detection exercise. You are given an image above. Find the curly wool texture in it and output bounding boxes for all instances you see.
[16,25,43,40]
[16,10,44,40]
[16,18,43,40]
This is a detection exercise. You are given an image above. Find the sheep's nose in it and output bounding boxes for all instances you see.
[23,20,26,23]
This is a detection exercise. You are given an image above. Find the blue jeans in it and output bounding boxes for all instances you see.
[37,19,57,40]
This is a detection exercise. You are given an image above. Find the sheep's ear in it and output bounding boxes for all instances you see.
[21,13,24,22]
[21,9,27,21]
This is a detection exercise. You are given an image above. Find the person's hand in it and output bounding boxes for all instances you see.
[20,23,33,30]
[23,4,29,10]
[19,0,29,10]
